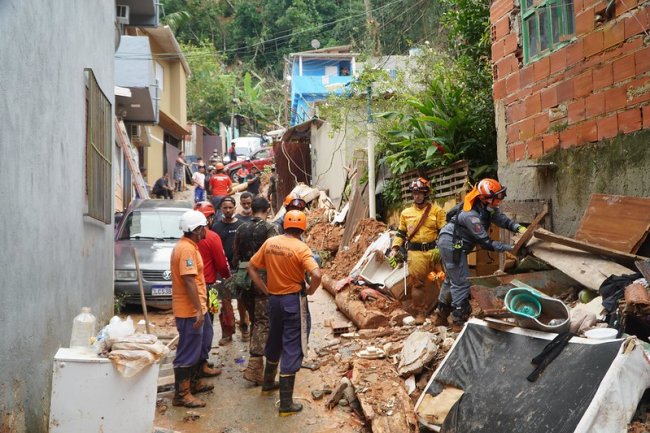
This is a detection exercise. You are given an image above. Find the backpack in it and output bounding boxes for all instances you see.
[445,203,463,223]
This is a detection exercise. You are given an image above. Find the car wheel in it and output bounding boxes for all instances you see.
[230,170,239,182]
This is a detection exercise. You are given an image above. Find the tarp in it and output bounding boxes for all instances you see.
[415,319,650,433]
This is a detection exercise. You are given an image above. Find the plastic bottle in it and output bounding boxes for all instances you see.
[70,307,97,349]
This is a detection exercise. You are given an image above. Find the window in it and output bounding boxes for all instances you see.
[85,68,112,223]
[522,0,575,64]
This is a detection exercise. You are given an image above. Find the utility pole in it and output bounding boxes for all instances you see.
[363,0,381,56]
[367,85,376,219]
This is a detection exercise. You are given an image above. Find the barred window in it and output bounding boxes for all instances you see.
[522,0,575,64]
[85,68,112,223]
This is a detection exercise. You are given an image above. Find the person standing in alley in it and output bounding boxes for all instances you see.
[170,210,215,408]
[174,151,190,192]
[194,201,231,377]
[212,196,249,344]
[389,178,447,325]
[232,196,279,385]
[192,165,206,203]
[229,143,237,162]
[236,192,254,222]
[435,178,525,331]
[267,166,277,213]
[209,162,233,212]
[248,210,321,416]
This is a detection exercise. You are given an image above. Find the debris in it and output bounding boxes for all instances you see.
[402,316,416,326]
[312,389,325,400]
[417,386,464,425]
[357,346,386,359]
[331,322,352,336]
[183,411,201,422]
[301,360,321,371]
[326,380,349,410]
[404,375,416,395]
[398,331,438,376]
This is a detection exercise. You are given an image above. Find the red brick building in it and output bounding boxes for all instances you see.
[491,0,650,235]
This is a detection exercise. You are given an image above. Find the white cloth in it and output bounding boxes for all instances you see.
[192,172,205,189]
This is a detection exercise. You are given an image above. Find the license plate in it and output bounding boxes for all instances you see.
[151,286,172,296]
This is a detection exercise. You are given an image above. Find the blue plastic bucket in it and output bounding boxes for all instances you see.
[508,293,542,318]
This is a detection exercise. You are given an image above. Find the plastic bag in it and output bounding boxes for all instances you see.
[106,315,135,340]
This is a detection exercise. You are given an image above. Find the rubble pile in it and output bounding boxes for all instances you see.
[305,208,344,255]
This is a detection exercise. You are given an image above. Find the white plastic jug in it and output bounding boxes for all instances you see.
[70,307,96,349]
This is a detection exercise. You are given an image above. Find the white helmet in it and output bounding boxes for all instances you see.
[179,210,207,233]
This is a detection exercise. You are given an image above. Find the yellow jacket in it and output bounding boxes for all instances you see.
[392,203,446,248]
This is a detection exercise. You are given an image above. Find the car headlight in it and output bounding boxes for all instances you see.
[115,270,137,281]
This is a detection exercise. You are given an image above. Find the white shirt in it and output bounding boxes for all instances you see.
[192,172,205,189]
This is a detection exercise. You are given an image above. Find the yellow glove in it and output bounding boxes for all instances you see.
[517,225,527,234]
[431,247,441,264]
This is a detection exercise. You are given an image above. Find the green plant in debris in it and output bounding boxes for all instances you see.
[114,294,127,316]
[549,121,568,133]
[382,177,405,212]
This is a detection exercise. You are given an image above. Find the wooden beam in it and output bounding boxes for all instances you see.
[534,228,648,265]
[511,209,548,257]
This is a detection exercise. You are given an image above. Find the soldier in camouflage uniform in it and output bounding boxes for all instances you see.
[232,196,280,385]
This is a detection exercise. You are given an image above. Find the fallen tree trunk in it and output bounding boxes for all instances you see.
[322,275,391,329]
[351,359,418,433]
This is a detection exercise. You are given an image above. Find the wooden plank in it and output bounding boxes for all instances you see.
[575,194,650,254]
[340,161,369,247]
[511,209,548,257]
[635,260,650,282]
[534,228,648,265]
[527,238,634,291]
[115,119,149,199]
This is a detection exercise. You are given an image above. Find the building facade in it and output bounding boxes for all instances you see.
[491,0,650,235]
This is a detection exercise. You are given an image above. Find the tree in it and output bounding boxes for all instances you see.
[182,42,236,131]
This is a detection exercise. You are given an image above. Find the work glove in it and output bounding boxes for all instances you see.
[388,250,405,269]
[517,225,527,234]
[431,247,441,264]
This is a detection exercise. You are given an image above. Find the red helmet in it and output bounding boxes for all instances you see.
[410,177,431,193]
[477,178,507,200]
[284,210,307,231]
[194,201,215,217]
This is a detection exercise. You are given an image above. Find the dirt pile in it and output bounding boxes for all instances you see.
[305,208,344,254]
[324,218,388,281]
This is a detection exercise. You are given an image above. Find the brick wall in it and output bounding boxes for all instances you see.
[491,0,650,162]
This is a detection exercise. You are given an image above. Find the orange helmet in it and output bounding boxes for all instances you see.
[283,193,307,210]
[215,162,225,171]
[476,178,507,200]
[284,210,307,231]
[194,201,215,217]
[410,177,431,193]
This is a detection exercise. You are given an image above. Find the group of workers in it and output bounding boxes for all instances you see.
[170,192,319,417]
[168,173,525,416]
[390,177,526,330]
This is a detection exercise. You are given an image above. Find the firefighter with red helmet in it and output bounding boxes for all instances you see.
[434,178,526,331]
[389,177,447,325]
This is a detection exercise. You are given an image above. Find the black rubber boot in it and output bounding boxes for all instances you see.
[450,301,472,332]
[278,373,303,416]
[433,302,453,326]
[261,360,280,394]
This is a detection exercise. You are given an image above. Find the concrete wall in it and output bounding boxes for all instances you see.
[0,1,115,432]
[311,116,368,206]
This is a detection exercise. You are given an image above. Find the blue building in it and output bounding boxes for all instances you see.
[288,45,357,125]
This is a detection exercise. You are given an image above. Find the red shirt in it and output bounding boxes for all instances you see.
[197,229,231,284]
[210,173,232,196]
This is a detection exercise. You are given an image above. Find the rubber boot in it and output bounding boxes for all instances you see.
[261,360,280,394]
[450,302,471,333]
[278,374,303,416]
[432,303,453,327]
[198,360,222,378]
[173,367,206,408]
[240,324,251,342]
[243,356,264,385]
[190,363,215,394]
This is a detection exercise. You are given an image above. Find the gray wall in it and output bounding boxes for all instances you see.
[0,1,115,432]
[499,133,650,236]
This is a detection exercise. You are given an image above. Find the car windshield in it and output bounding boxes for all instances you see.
[235,146,252,156]
[118,210,184,240]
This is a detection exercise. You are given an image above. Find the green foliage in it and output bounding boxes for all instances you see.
[182,42,236,131]
[382,177,405,211]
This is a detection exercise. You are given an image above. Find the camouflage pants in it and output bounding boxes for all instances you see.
[242,290,269,356]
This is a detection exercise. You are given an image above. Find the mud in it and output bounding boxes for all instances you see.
[305,208,344,255]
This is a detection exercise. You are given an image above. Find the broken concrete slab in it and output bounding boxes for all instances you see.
[398,331,438,376]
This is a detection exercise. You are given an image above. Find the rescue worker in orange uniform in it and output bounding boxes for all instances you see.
[389,178,447,325]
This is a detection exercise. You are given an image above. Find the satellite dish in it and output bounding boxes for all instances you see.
[311,39,321,49]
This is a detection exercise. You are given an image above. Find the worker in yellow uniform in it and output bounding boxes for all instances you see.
[389,178,447,325]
